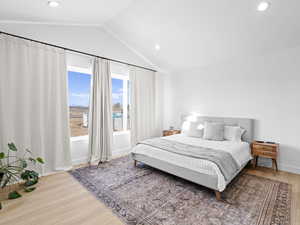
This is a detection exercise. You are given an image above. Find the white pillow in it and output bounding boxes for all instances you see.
[187,122,204,138]
[224,126,246,142]
[203,122,225,141]
[181,121,204,138]
[181,121,190,133]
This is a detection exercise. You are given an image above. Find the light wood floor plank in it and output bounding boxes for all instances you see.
[0,172,123,225]
[1,166,299,225]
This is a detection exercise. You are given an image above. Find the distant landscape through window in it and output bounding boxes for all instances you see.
[68,70,130,137]
[68,70,91,137]
[112,74,130,132]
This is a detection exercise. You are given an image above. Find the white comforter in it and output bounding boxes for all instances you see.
[131,134,252,191]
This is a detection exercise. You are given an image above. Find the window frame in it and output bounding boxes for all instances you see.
[67,67,130,139]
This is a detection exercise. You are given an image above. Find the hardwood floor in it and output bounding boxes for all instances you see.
[1,166,299,225]
[0,172,123,225]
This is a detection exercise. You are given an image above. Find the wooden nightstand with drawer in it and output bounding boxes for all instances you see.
[163,129,181,136]
[251,141,279,171]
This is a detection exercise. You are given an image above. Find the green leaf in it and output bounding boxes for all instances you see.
[0,201,2,210]
[21,170,39,180]
[24,179,38,187]
[8,191,22,199]
[20,172,28,180]
[28,157,36,163]
[20,160,27,168]
[36,157,44,164]
[1,174,11,189]
[0,152,5,159]
[21,170,39,187]
[24,186,36,192]
[25,149,32,154]
[8,143,17,151]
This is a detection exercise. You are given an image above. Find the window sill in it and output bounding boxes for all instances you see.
[71,135,89,142]
[70,131,130,142]
[113,130,130,136]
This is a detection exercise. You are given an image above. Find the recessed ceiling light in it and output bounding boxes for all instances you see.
[48,1,59,8]
[155,44,160,51]
[257,1,270,11]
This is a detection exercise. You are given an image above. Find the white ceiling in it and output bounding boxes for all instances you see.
[1,0,300,73]
[0,0,133,25]
[105,0,300,72]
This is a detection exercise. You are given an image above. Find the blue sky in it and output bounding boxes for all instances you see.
[112,78,123,105]
[68,71,123,107]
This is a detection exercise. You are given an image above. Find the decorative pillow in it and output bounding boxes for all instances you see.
[181,121,204,138]
[224,126,246,142]
[181,121,191,134]
[187,122,204,138]
[203,122,225,141]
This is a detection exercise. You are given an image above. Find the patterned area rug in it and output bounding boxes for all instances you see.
[69,156,291,225]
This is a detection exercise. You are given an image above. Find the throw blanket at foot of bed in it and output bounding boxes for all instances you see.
[138,138,239,181]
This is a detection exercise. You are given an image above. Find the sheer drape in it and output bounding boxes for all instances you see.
[129,66,157,146]
[0,34,72,174]
[88,58,113,163]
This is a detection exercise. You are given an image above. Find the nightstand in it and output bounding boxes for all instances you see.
[251,141,279,171]
[163,129,181,136]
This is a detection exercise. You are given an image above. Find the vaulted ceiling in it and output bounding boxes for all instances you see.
[0,0,134,25]
[1,0,300,73]
[105,0,300,72]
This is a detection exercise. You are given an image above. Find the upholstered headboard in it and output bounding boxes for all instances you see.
[181,115,254,143]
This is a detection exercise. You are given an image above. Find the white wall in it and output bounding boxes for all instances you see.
[71,133,131,165]
[0,23,155,165]
[165,46,300,174]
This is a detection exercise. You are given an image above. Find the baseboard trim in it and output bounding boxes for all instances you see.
[71,147,131,166]
[113,147,131,157]
[279,163,300,175]
[257,157,300,174]
[72,157,89,165]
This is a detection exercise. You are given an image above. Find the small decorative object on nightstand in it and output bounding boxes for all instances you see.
[251,141,279,171]
[163,129,181,137]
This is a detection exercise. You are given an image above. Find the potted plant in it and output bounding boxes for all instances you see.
[0,143,44,210]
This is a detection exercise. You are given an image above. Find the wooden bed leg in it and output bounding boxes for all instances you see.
[215,191,222,201]
[134,160,137,167]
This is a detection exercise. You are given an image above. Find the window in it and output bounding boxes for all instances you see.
[67,65,128,135]
[68,68,92,137]
[112,74,129,132]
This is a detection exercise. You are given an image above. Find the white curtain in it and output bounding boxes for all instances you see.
[0,34,72,174]
[88,58,113,163]
[130,66,157,146]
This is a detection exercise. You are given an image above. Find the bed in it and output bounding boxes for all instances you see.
[131,116,254,200]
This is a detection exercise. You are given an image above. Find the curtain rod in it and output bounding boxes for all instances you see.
[0,30,157,73]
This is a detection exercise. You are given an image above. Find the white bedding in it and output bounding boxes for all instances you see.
[131,134,252,191]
